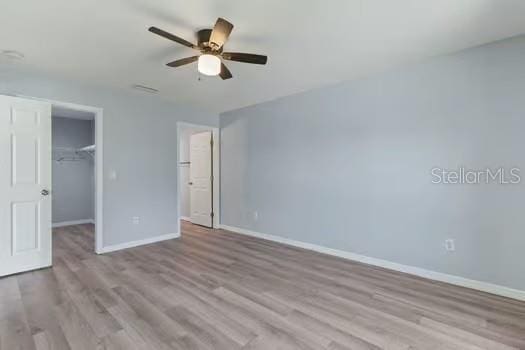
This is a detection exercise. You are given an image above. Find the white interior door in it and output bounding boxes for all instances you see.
[0,95,52,277]
[189,131,213,227]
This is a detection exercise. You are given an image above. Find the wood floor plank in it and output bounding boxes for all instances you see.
[18,282,71,350]
[53,300,100,350]
[286,309,381,350]
[52,258,122,338]
[97,329,143,350]
[106,297,180,350]
[0,222,524,349]
[159,278,256,345]
[165,304,243,350]
[111,285,188,340]
[32,331,52,350]
[0,277,36,350]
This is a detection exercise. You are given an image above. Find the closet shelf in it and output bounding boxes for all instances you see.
[52,144,95,162]
[78,144,95,158]
[79,145,95,152]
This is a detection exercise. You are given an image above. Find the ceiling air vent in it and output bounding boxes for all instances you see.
[132,84,159,94]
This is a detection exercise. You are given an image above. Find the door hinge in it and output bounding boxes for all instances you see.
[210,137,214,147]
[210,212,215,218]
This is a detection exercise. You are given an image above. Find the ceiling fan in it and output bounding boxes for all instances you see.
[149,18,268,80]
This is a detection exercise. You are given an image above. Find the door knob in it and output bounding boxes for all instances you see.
[188,182,193,185]
[41,189,50,196]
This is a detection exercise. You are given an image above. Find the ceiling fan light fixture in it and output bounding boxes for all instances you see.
[198,54,221,76]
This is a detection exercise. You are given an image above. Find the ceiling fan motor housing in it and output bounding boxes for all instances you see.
[197,29,213,49]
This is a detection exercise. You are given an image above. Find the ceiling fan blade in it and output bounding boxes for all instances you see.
[148,26,196,49]
[209,18,234,49]
[166,56,199,67]
[222,52,267,65]
[219,63,233,80]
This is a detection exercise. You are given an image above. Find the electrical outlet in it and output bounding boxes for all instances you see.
[253,211,258,221]
[445,239,455,252]
[132,216,140,225]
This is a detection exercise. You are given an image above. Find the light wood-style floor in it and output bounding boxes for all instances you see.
[1,222,525,350]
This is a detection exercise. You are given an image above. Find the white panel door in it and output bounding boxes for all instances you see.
[0,95,52,276]
[189,131,213,227]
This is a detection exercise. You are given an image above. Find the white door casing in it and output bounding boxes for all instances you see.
[0,95,52,276]
[189,131,213,227]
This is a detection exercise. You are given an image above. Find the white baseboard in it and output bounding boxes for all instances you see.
[180,216,191,222]
[98,232,180,254]
[52,219,95,228]
[218,224,525,302]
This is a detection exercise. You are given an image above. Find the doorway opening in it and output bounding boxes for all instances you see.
[46,100,103,254]
[51,105,98,252]
[177,122,220,233]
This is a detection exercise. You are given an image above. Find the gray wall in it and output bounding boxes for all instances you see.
[0,67,218,247]
[52,117,94,224]
[220,35,525,291]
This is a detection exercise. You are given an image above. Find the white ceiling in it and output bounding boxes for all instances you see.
[1,0,525,113]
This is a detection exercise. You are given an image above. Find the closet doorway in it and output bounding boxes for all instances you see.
[51,106,96,251]
[48,100,103,254]
[177,122,220,232]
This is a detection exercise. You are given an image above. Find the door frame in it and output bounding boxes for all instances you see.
[176,122,220,233]
[15,95,104,254]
